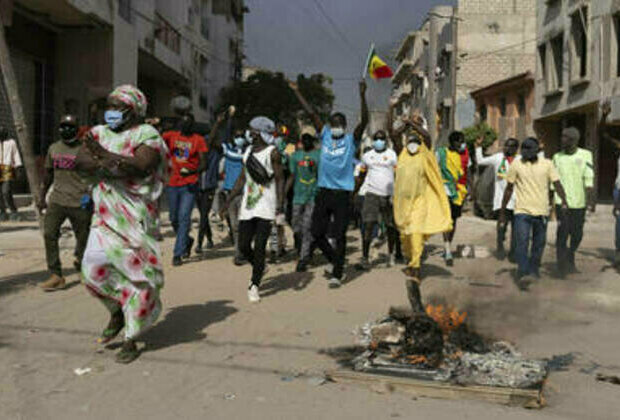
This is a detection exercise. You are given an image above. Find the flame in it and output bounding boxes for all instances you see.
[425,304,467,333]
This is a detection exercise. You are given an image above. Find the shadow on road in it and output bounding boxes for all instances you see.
[260,272,314,298]
[143,300,238,352]
[0,268,80,296]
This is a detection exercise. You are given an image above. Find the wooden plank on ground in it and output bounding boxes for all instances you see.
[326,369,544,409]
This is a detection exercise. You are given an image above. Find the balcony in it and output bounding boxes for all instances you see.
[392,59,414,85]
[395,31,416,61]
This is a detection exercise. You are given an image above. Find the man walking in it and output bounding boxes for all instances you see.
[552,127,595,277]
[221,117,285,303]
[286,126,320,272]
[436,131,468,266]
[501,137,569,290]
[38,115,92,291]
[289,79,369,288]
[357,130,398,270]
[0,126,23,221]
[476,137,519,260]
[163,114,207,266]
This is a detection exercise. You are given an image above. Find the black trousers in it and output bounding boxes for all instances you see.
[556,207,586,271]
[0,180,16,213]
[238,217,272,286]
[311,188,351,279]
[495,209,516,257]
[196,188,216,247]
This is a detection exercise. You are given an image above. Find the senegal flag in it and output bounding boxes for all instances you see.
[366,45,393,79]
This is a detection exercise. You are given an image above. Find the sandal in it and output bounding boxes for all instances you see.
[115,341,140,364]
[97,312,124,344]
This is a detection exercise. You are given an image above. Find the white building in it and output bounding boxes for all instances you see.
[0,0,245,158]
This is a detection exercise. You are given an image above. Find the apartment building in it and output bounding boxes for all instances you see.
[0,0,244,159]
[533,0,620,200]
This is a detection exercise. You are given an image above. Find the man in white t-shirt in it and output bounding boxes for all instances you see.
[357,130,398,269]
[475,137,519,260]
[0,126,23,221]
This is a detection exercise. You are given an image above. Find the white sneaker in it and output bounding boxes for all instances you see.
[248,284,261,303]
[387,254,395,268]
[328,276,343,289]
[324,263,335,276]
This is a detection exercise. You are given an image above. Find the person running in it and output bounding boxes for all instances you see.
[0,126,23,221]
[163,114,207,266]
[219,121,247,265]
[475,137,519,260]
[552,127,595,277]
[196,108,233,254]
[599,101,620,267]
[500,137,568,290]
[37,115,92,291]
[221,117,285,303]
[76,84,169,363]
[289,79,369,288]
[393,119,452,312]
[286,126,320,272]
[436,131,468,266]
[356,130,398,270]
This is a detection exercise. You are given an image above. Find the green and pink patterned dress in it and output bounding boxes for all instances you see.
[82,124,169,340]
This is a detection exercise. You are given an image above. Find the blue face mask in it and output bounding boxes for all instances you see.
[104,110,126,130]
[373,139,386,151]
[234,137,245,148]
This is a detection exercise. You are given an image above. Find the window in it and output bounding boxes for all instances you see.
[479,104,487,122]
[154,14,181,54]
[199,56,209,110]
[538,44,547,84]
[570,6,588,81]
[517,93,526,117]
[201,0,210,39]
[500,97,507,117]
[550,34,564,90]
[118,0,132,23]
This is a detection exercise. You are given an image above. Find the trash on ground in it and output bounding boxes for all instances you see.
[74,367,92,376]
[307,376,327,387]
[223,393,236,400]
[596,373,620,385]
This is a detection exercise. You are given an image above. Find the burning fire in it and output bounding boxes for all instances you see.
[425,304,467,334]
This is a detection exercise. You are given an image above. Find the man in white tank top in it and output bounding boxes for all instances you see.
[221,116,285,303]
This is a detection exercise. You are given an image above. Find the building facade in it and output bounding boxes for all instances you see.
[533,0,620,200]
[391,0,536,145]
[0,0,244,159]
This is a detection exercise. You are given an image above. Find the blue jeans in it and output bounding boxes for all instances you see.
[615,189,620,251]
[514,214,548,278]
[168,184,197,258]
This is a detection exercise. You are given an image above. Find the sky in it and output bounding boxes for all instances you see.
[244,0,453,124]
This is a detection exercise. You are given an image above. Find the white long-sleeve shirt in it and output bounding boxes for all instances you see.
[475,147,515,211]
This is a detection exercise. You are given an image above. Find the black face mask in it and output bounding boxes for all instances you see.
[59,126,78,142]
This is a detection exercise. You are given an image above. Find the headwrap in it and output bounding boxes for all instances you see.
[521,137,539,163]
[109,84,148,117]
[562,127,580,143]
[249,116,276,145]
[404,120,430,145]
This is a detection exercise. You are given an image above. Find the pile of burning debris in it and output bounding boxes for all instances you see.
[350,305,548,390]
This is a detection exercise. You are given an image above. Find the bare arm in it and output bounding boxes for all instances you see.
[387,100,402,155]
[353,80,369,143]
[553,180,569,209]
[499,183,514,224]
[271,148,285,213]
[37,169,54,210]
[289,80,323,133]
[207,110,228,154]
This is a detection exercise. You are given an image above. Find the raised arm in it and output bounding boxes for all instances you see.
[289,80,323,133]
[599,101,620,150]
[271,148,286,214]
[353,80,369,143]
[207,110,227,153]
[475,137,497,166]
[387,98,402,155]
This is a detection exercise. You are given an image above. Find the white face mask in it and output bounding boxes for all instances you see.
[245,130,254,144]
[331,127,345,138]
[407,142,420,154]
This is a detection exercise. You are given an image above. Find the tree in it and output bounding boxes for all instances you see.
[218,70,335,137]
[463,122,498,149]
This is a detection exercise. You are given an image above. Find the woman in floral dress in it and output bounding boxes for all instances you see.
[77,85,169,363]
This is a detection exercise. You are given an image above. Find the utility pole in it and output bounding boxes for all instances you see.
[0,15,42,225]
[450,9,458,134]
[428,10,439,147]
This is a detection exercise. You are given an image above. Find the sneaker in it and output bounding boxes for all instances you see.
[295,260,308,273]
[328,276,343,289]
[234,256,247,266]
[324,263,335,276]
[517,275,534,291]
[248,284,261,303]
[172,256,183,266]
[444,252,454,267]
[206,240,214,249]
[9,213,20,222]
[356,258,371,271]
[194,246,203,255]
[183,237,194,259]
[387,254,395,268]
[40,274,66,291]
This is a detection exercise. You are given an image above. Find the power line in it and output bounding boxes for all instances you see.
[310,0,362,62]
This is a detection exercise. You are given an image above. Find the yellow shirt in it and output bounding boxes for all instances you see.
[506,158,560,216]
[393,144,452,235]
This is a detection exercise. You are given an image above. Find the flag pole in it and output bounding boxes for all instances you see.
[362,43,374,80]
